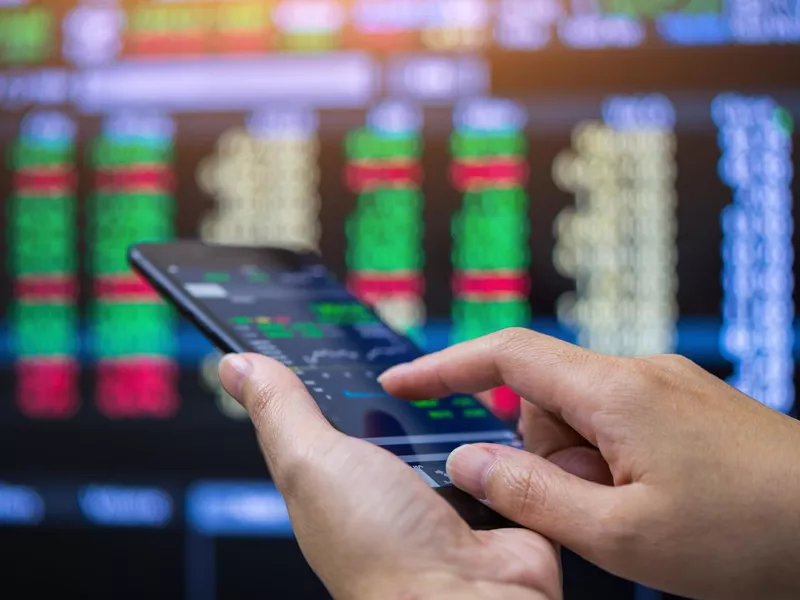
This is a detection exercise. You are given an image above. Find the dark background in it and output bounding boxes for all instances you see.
[2,1,800,599]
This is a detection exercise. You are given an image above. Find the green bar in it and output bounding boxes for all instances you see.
[345,128,420,161]
[452,222,529,270]
[463,188,528,212]
[90,139,173,167]
[411,399,439,409]
[774,107,794,136]
[463,408,489,419]
[130,4,207,33]
[258,323,293,338]
[346,189,423,272]
[347,233,422,272]
[11,302,77,356]
[9,240,76,275]
[91,193,175,226]
[311,302,377,325]
[450,131,526,159]
[204,272,229,283]
[92,302,176,357]
[247,272,270,283]
[282,32,339,52]
[452,189,529,270]
[292,322,325,339]
[9,195,76,275]
[10,140,73,168]
[218,2,268,30]
[90,192,174,275]
[0,7,53,63]
[428,410,454,420]
[600,0,720,17]
[681,0,722,13]
[452,300,530,344]
[451,396,477,407]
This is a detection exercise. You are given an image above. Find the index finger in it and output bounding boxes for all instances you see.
[379,328,619,443]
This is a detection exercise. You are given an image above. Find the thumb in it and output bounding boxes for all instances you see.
[447,443,630,562]
[218,352,338,490]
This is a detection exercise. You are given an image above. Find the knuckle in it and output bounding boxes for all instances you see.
[274,431,342,501]
[642,353,696,372]
[594,356,643,392]
[489,460,550,524]
[626,356,671,384]
[494,327,534,354]
[629,355,693,394]
[592,497,652,561]
[275,442,321,499]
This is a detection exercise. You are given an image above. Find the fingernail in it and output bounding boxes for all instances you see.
[220,354,253,401]
[377,363,411,383]
[446,445,497,501]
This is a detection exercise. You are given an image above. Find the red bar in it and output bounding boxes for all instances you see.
[215,32,269,53]
[96,358,179,419]
[346,161,422,192]
[450,158,528,191]
[128,33,206,56]
[491,386,519,419]
[16,358,79,420]
[96,166,174,192]
[15,276,78,302]
[348,273,424,301]
[14,169,75,193]
[452,272,530,297]
[95,274,161,301]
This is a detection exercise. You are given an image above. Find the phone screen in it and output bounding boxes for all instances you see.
[140,245,518,488]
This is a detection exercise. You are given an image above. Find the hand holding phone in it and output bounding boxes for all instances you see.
[216,351,561,600]
[129,241,521,529]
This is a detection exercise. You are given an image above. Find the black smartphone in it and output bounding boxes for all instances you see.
[129,241,521,529]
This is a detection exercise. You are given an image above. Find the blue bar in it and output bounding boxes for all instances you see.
[657,14,731,46]
[343,390,389,398]
[0,316,795,367]
[186,482,293,537]
[77,485,174,527]
[0,483,45,526]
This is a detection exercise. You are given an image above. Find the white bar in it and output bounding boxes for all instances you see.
[400,453,451,462]
[72,53,379,113]
[386,54,489,102]
[365,430,516,446]
[184,283,229,299]
[0,70,71,108]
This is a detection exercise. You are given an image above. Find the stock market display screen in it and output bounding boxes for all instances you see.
[1,1,799,599]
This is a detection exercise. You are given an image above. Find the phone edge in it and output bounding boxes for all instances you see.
[128,243,248,356]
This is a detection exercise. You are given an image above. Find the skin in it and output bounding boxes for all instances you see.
[221,327,800,600]
[380,328,800,600]
[219,352,561,600]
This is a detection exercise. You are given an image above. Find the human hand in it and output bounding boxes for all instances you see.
[218,352,561,600]
[379,328,800,600]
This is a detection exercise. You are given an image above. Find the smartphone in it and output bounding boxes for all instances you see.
[129,241,521,529]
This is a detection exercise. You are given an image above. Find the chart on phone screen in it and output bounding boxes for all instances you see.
[173,264,515,440]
